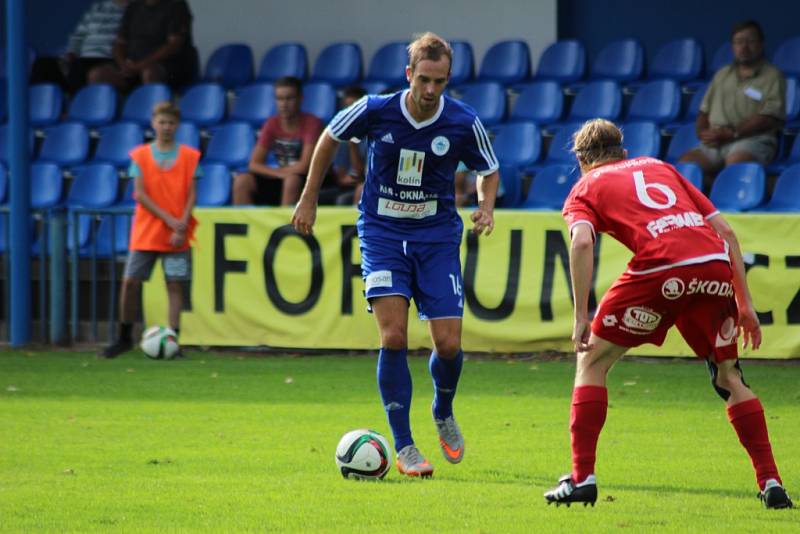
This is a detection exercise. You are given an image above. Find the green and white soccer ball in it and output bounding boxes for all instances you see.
[140,326,180,360]
[335,429,391,480]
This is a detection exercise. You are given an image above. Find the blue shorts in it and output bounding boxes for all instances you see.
[360,236,464,320]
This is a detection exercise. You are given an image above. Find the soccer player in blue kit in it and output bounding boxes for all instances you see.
[292,32,499,478]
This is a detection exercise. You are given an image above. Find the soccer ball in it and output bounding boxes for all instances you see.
[335,429,391,480]
[140,326,180,360]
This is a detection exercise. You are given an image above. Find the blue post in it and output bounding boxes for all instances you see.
[6,0,32,346]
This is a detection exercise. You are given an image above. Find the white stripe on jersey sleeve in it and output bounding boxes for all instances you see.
[472,118,499,171]
[327,96,368,141]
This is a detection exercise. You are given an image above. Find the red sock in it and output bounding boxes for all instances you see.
[727,398,781,490]
[570,385,608,484]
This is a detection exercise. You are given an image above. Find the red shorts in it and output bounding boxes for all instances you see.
[591,261,739,362]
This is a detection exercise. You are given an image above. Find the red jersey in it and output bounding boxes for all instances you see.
[562,157,730,274]
[256,112,322,167]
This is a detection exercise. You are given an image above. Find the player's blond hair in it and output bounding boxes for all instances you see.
[407,32,452,73]
[151,101,181,120]
[572,119,625,169]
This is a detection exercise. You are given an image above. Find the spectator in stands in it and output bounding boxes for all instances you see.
[232,77,324,206]
[62,0,130,92]
[90,0,198,92]
[100,101,200,358]
[679,20,786,190]
[325,86,368,205]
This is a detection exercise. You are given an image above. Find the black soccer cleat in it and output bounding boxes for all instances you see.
[544,474,598,507]
[760,479,793,509]
[99,339,133,359]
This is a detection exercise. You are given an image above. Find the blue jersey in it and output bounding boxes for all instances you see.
[326,90,498,243]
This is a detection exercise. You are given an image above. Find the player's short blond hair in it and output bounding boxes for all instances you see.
[572,119,625,168]
[151,101,181,120]
[407,32,452,73]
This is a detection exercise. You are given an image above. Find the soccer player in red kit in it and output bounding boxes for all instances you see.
[544,119,792,509]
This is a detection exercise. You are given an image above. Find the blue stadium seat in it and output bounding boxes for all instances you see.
[67,163,119,208]
[204,43,254,89]
[39,122,89,167]
[118,179,135,207]
[478,40,531,85]
[0,83,5,122]
[449,41,475,86]
[229,83,276,128]
[566,80,621,122]
[772,36,800,79]
[648,38,704,83]
[121,83,172,127]
[31,162,64,208]
[709,162,764,211]
[530,121,582,170]
[257,43,308,82]
[626,79,682,124]
[496,164,522,208]
[665,123,699,162]
[361,80,390,95]
[66,84,117,127]
[508,81,563,125]
[29,83,63,127]
[759,164,800,212]
[364,41,408,88]
[86,214,131,257]
[492,121,541,169]
[0,164,6,203]
[767,131,800,175]
[175,122,200,149]
[709,42,733,74]
[0,125,35,164]
[301,82,337,122]
[204,122,254,168]
[673,161,703,190]
[311,42,362,88]
[179,83,226,127]
[590,38,643,83]
[456,82,505,126]
[522,163,579,210]
[196,163,232,206]
[92,122,144,168]
[621,121,660,158]
[663,82,706,134]
[534,40,585,84]
[785,77,799,128]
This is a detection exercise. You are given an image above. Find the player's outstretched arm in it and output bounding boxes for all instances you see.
[470,170,499,236]
[569,223,595,353]
[291,131,340,236]
[708,214,762,350]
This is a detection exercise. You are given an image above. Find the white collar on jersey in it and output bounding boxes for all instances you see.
[400,89,445,130]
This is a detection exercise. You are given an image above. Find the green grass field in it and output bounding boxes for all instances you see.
[0,350,797,532]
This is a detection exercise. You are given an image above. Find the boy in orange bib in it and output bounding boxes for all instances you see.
[100,101,200,358]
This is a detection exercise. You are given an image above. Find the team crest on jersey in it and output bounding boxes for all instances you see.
[622,306,662,333]
[431,136,450,156]
[661,277,685,300]
[397,148,425,187]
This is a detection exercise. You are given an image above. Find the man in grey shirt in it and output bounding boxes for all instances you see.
[680,20,786,190]
[63,0,129,91]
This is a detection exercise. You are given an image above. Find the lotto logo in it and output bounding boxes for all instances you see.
[366,270,393,290]
[623,306,662,332]
[715,317,737,347]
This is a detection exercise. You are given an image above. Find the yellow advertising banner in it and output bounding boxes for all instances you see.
[143,208,800,358]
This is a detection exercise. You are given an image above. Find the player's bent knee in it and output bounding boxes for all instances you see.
[381,331,407,350]
[706,359,750,401]
[433,339,461,359]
